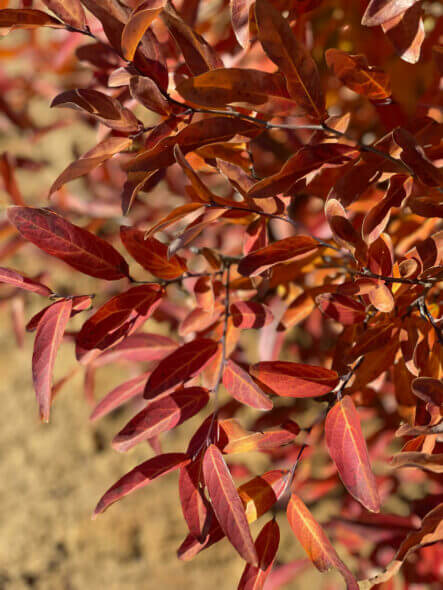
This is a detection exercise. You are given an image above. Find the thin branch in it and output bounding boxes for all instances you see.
[207,262,231,444]
[351,269,432,287]
[64,24,414,180]
[205,202,342,253]
[418,296,443,345]
[334,356,365,400]
[130,269,224,287]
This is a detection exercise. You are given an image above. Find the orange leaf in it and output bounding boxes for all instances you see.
[223,360,273,411]
[255,0,325,120]
[121,1,164,61]
[287,493,358,589]
[250,361,339,398]
[177,68,290,108]
[326,49,391,100]
[238,236,319,277]
[120,226,187,279]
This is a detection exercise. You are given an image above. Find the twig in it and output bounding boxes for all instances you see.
[351,269,432,288]
[418,296,443,345]
[334,356,365,400]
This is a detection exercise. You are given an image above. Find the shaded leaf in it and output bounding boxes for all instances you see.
[177,68,290,108]
[390,452,443,473]
[316,294,366,325]
[230,0,254,48]
[230,302,274,330]
[361,0,418,27]
[42,0,86,29]
[248,144,357,199]
[0,8,64,30]
[255,0,325,120]
[381,3,424,64]
[326,49,391,100]
[161,0,222,75]
[126,116,261,174]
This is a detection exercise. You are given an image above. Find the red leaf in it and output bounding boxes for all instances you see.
[250,361,339,398]
[112,387,209,452]
[89,372,150,422]
[177,68,290,108]
[178,469,289,561]
[126,117,261,174]
[144,338,218,399]
[238,519,280,590]
[179,457,210,539]
[230,0,254,48]
[381,3,424,64]
[41,0,86,30]
[161,1,223,75]
[393,128,443,187]
[120,226,187,280]
[7,207,130,280]
[51,88,140,133]
[255,0,325,120]
[287,494,358,590]
[203,444,258,565]
[0,8,64,30]
[230,302,274,330]
[93,453,189,518]
[361,0,418,27]
[76,284,164,352]
[0,266,52,296]
[223,360,273,411]
[325,396,380,512]
[238,236,319,277]
[248,144,356,199]
[316,293,366,325]
[32,298,72,422]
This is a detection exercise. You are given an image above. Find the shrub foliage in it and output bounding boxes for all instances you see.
[0,1,442,588]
